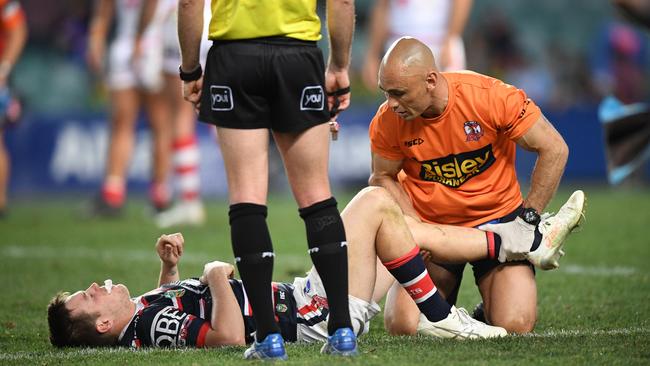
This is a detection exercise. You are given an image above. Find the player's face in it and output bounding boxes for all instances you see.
[65,281,131,318]
[379,71,432,120]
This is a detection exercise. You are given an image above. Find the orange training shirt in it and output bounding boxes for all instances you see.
[369,71,541,227]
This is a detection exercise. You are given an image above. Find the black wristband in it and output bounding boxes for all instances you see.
[179,64,202,81]
[519,207,541,226]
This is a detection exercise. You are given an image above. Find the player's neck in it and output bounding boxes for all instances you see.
[111,301,137,338]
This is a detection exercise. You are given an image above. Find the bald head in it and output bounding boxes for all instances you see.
[379,37,438,79]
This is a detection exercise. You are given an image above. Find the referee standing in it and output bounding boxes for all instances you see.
[178,0,356,360]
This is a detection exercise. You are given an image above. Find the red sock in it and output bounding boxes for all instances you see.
[150,182,170,210]
[173,135,200,202]
[101,181,125,207]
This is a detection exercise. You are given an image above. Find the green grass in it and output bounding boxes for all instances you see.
[1,186,649,365]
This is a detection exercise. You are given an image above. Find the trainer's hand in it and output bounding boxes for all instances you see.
[156,233,185,266]
[182,77,203,110]
[479,217,537,262]
[199,261,235,284]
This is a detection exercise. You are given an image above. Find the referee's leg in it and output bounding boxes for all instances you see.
[274,124,353,335]
[216,127,282,341]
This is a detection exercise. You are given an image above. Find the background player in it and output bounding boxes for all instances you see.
[137,0,212,228]
[85,0,172,217]
[0,0,26,218]
[362,0,472,90]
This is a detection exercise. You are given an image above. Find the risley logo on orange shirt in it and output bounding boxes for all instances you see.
[418,144,495,188]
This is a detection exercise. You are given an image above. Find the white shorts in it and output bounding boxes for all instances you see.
[106,35,164,92]
[292,268,381,343]
[161,1,211,74]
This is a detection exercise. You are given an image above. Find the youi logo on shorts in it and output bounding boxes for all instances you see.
[418,144,495,188]
[210,85,234,111]
[300,86,324,111]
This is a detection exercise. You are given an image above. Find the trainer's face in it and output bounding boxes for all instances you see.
[66,281,131,318]
[378,67,432,120]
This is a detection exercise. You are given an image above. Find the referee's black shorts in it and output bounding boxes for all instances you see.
[199,37,331,133]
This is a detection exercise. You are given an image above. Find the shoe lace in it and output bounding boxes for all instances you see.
[454,307,485,333]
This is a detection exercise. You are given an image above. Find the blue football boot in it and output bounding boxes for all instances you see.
[320,327,358,356]
[243,333,287,361]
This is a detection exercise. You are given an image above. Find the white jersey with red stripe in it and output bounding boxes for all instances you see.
[386,0,466,71]
[106,0,166,91]
[158,0,212,73]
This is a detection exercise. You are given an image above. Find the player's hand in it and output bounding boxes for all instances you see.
[156,233,185,266]
[479,218,539,262]
[325,67,351,116]
[199,261,235,284]
[182,77,203,110]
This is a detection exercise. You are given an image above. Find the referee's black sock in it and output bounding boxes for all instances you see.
[299,197,352,335]
[229,203,280,341]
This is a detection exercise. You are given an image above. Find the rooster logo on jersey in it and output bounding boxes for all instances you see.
[463,121,484,142]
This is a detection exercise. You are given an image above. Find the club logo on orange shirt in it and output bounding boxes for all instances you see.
[418,144,495,188]
[463,121,484,142]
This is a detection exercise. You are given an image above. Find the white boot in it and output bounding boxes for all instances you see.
[417,306,507,339]
[527,190,586,270]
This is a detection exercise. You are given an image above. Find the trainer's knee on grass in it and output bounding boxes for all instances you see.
[491,313,536,334]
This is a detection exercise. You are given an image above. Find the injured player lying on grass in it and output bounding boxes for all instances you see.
[47,187,584,349]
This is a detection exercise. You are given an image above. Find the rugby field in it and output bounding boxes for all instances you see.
[0,185,648,365]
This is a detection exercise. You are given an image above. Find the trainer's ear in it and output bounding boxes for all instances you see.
[426,70,438,90]
[96,317,113,334]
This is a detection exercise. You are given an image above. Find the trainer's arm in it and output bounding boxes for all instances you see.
[202,262,246,346]
[369,153,421,220]
[516,114,569,212]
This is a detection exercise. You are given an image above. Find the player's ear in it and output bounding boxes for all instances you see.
[96,317,113,334]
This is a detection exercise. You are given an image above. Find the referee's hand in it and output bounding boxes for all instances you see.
[183,77,203,110]
[325,68,351,115]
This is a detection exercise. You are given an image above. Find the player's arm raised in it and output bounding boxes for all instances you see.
[200,261,246,346]
[156,233,184,286]
[516,114,569,212]
[369,152,421,221]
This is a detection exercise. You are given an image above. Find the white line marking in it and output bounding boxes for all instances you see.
[559,264,637,276]
[523,327,650,338]
[0,244,309,267]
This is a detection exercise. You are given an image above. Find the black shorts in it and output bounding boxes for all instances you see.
[199,37,331,133]
[434,206,535,305]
